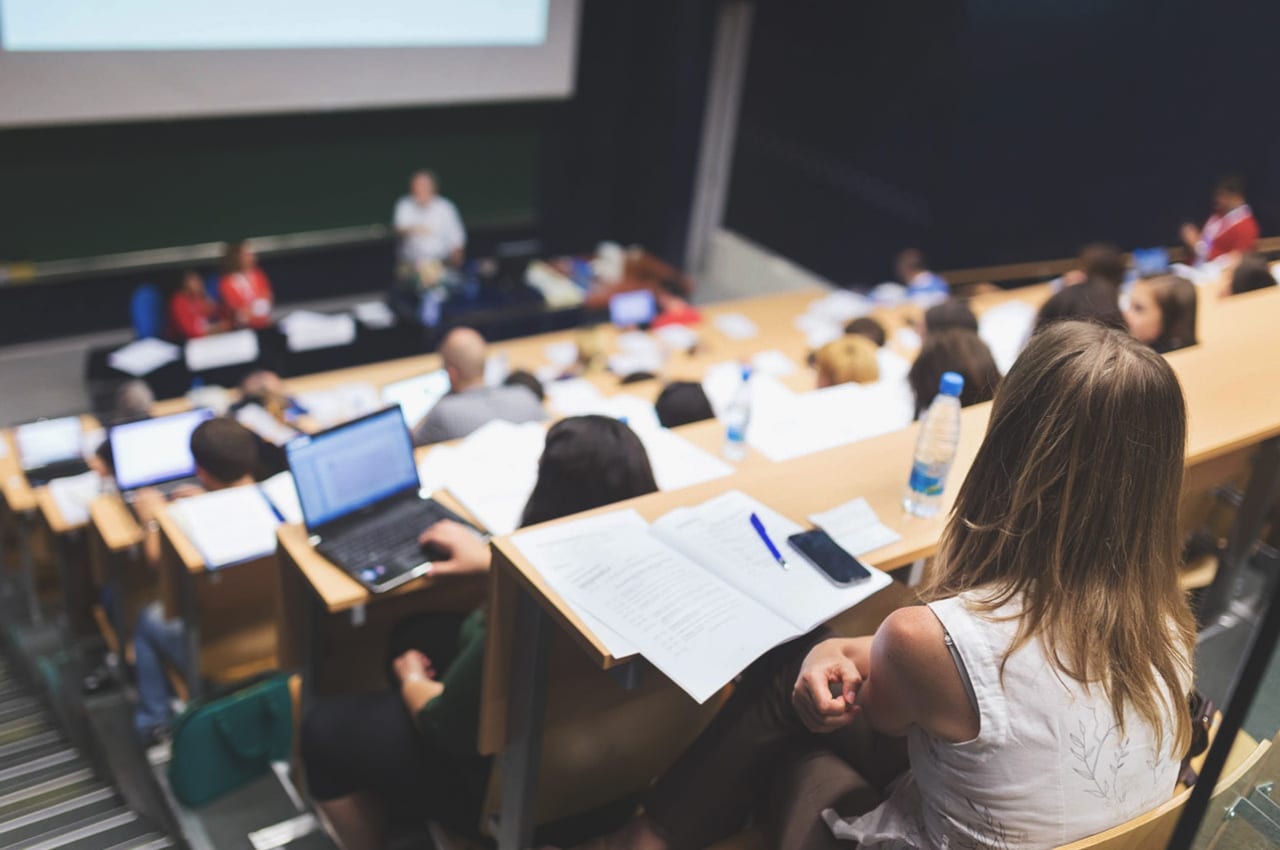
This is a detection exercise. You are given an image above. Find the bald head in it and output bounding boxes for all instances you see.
[441,327,487,390]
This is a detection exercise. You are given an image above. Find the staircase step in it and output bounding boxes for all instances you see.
[0,772,102,825]
[0,787,118,842]
[102,834,174,850]
[0,730,61,760]
[6,797,128,848]
[0,749,82,785]
[0,739,72,775]
[0,714,54,743]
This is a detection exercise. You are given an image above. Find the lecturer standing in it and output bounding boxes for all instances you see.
[394,170,466,269]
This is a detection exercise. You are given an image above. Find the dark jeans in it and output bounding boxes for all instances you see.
[645,633,909,850]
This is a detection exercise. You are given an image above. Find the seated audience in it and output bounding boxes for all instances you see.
[896,248,949,298]
[129,418,263,742]
[843,316,886,347]
[578,321,1194,850]
[907,329,1000,418]
[1124,275,1198,353]
[394,170,466,270]
[302,416,659,850]
[921,298,978,338]
[168,269,228,340]
[1033,279,1126,333]
[655,381,715,428]
[815,335,880,388]
[1060,242,1127,290]
[504,369,546,402]
[1227,252,1278,296]
[1181,174,1259,265]
[412,327,547,446]
[232,370,305,421]
[218,240,275,330]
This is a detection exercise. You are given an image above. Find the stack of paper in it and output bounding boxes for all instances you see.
[979,300,1036,375]
[750,349,798,378]
[809,497,902,556]
[712,312,759,340]
[526,261,585,309]
[281,311,357,353]
[47,471,102,528]
[259,471,304,524]
[295,383,380,429]
[653,323,699,353]
[747,382,912,462]
[610,331,665,377]
[438,421,548,535]
[235,404,301,447]
[185,330,259,372]
[353,301,396,329]
[108,338,181,377]
[167,485,281,569]
[544,340,580,369]
[634,427,734,492]
[512,490,892,702]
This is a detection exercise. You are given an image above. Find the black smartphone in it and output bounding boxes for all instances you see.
[787,529,872,586]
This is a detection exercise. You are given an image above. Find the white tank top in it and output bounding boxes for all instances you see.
[824,591,1184,848]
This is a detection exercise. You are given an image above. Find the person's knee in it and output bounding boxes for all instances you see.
[134,602,165,642]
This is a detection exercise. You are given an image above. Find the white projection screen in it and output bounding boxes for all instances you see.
[0,0,580,128]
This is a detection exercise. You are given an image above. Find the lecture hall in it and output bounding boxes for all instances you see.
[0,2,1278,849]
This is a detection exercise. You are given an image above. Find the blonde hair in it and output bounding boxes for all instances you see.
[815,335,880,387]
[922,321,1195,754]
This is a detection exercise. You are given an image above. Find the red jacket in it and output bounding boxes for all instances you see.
[169,292,220,339]
[219,269,275,329]
[1203,205,1259,261]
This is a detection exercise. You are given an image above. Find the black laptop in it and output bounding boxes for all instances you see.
[285,406,478,593]
[15,416,89,486]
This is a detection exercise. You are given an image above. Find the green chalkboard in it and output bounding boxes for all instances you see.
[0,103,544,263]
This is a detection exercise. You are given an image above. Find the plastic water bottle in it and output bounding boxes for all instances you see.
[903,371,964,518]
[722,366,752,462]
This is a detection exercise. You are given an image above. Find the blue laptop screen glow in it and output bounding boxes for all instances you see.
[287,408,420,530]
[609,290,657,327]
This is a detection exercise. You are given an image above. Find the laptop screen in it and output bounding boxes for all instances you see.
[286,407,420,530]
[15,416,83,470]
[380,369,451,428]
[609,290,657,327]
[110,409,215,491]
[1132,247,1170,278]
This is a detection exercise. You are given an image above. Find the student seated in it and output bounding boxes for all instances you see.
[907,329,1000,419]
[577,321,1195,850]
[1033,279,1126,333]
[814,336,880,388]
[301,416,660,850]
[896,248,949,298]
[1124,275,1198,353]
[1227,252,1278,296]
[231,370,306,421]
[655,381,715,428]
[1181,173,1259,265]
[843,317,886,348]
[412,327,548,446]
[168,269,228,340]
[129,418,263,743]
[504,369,547,402]
[921,298,978,339]
[218,240,275,330]
[1058,242,1127,290]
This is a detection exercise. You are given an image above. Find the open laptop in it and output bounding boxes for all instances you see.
[609,289,657,328]
[1132,247,1171,278]
[15,416,88,486]
[110,409,215,496]
[380,369,451,429]
[285,406,476,593]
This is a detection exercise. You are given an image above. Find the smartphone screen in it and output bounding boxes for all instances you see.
[787,529,872,586]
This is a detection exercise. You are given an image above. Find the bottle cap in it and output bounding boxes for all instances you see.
[939,371,964,397]
[740,365,753,381]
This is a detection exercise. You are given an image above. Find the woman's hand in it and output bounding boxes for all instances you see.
[419,520,491,576]
[393,649,436,684]
[394,650,444,713]
[792,639,863,734]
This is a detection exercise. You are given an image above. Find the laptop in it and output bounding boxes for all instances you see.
[110,409,215,496]
[380,369,452,429]
[285,406,477,593]
[15,416,88,486]
[609,290,657,328]
[1132,247,1171,278]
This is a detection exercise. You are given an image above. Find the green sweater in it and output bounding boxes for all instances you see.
[415,609,486,756]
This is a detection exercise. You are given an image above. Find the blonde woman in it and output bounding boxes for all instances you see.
[579,321,1195,850]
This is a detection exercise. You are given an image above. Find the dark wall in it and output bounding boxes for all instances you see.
[725,0,1280,284]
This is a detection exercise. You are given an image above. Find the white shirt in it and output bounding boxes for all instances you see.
[394,195,466,264]
[825,590,1185,848]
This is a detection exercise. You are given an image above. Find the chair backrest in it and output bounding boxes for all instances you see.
[130,283,165,339]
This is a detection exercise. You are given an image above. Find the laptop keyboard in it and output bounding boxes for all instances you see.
[321,499,457,570]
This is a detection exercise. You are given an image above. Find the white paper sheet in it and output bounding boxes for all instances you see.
[747,382,910,462]
[108,337,181,377]
[809,497,902,556]
[235,403,301,447]
[892,327,922,352]
[440,421,546,535]
[545,378,608,417]
[513,510,795,703]
[712,312,759,340]
[185,330,260,372]
[295,383,381,429]
[167,485,281,569]
[751,349,798,378]
[600,395,661,432]
[485,352,510,387]
[653,323,699,352]
[795,313,843,350]
[47,471,103,528]
[353,301,396,329]
[381,370,451,428]
[283,312,357,353]
[653,490,892,633]
[259,471,304,525]
[806,290,872,323]
[875,349,912,384]
[543,340,580,368]
[978,299,1036,375]
[635,427,734,492]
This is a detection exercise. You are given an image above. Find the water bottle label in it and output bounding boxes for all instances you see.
[908,462,945,496]
[726,424,746,443]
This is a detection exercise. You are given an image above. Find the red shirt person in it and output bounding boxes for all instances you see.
[1182,174,1260,265]
[168,270,229,340]
[218,241,275,329]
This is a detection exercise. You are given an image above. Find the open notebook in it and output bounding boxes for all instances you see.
[511,489,892,703]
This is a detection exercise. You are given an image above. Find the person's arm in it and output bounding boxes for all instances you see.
[417,520,491,575]
[445,202,466,266]
[132,487,169,568]
[393,650,444,715]
[1181,222,1202,252]
[415,611,487,754]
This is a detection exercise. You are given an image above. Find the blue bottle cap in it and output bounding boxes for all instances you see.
[939,371,964,397]
[740,365,753,381]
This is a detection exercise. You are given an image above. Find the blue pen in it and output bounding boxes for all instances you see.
[749,512,788,570]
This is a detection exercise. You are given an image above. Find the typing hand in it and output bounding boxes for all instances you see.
[1180,223,1201,249]
[792,639,863,734]
[418,520,491,575]
[393,649,437,683]
[132,488,169,523]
